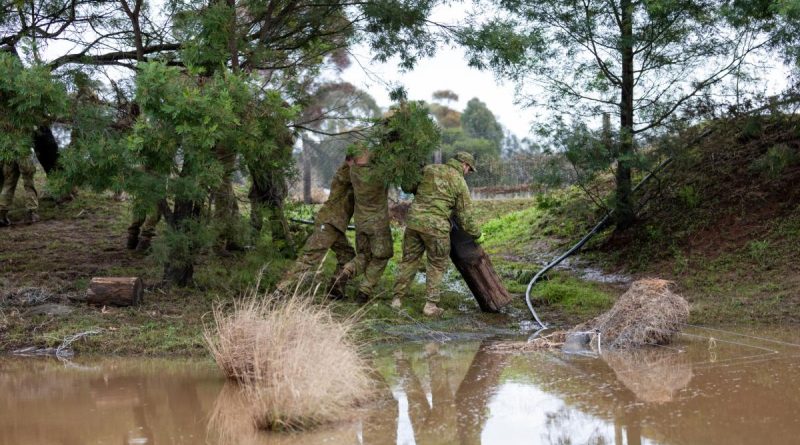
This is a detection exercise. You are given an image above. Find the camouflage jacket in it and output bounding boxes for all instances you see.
[315,163,354,232]
[349,164,389,232]
[406,158,481,238]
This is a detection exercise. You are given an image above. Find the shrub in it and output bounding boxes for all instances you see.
[204,287,373,430]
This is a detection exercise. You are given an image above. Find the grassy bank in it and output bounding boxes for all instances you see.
[0,191,518,355]
[3,114,799,356]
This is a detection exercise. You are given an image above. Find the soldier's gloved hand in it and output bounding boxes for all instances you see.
[475,233,485,245]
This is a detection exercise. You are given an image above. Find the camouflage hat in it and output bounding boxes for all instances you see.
[454,151,477,172]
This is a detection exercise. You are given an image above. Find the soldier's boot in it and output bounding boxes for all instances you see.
[327,277,347,300]
[26,210,39,224]
[355,291,371,305]
[423,302,444,318]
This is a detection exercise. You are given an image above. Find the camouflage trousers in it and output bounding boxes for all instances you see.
[0,157,38,212]
[393,228,450,303]
[278,222,355,291]
[128,208,162,240]
[349,226,393,297]
[250,202,294,256]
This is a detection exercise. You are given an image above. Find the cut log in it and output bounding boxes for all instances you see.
[449,221,513,313]
[86,277,143,307]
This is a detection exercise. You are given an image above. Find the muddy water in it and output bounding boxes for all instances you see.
[2,326,800,445]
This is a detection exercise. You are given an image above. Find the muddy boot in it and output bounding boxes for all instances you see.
[355,291,371,305]
[423,302,444,318]
[327,277,348,300]
[0,211,10,228]
[26,210,39,224]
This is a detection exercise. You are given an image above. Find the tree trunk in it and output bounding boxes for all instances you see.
[449,221,513,312]
[161,156,202,286]
[212,143,241,249]
[302,137,312,204]
[616,0,636,230]
[86,277,143,306]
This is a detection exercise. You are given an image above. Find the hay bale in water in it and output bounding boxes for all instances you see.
[204,293,372,430]
[602,348,693,403]
[572,279,689,348]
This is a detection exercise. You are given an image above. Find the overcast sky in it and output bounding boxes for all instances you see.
[334,3,792,140]
[340,43,535,138]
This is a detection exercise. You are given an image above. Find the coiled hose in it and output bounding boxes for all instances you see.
[525,157,675,328]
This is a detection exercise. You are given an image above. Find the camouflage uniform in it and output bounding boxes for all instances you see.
[348,163,393,299]
[393,156,481,304]
[278,162,356,290]
[0,151,39,223]
[127,206,162,250]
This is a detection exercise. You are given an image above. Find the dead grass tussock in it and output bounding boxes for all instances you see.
[572,279,689,348]
[602,348,693,403]
[204,287,373,430]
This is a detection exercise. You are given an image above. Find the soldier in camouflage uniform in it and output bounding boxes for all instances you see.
[277,157,356,296]
[0,149,39,227]
[391,152,481,317]
[344,153,393,303]
[127,206,162,251]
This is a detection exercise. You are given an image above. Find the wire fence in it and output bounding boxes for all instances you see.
[467,153,576,199]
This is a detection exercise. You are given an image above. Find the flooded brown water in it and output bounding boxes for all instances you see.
[2,325,800,444]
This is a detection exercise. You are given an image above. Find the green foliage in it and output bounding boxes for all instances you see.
[360,0,439,69]
[461,97,503,148]
[750,144,799,178]
[481,205,542,248]
[677,185,701,208]
[0,53,67,161]
[746,240,772,268]
[366,101,441,189]
[533,275,613,316]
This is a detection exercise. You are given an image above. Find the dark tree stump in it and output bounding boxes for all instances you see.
[86,277,143,306]
[450,222,513,313]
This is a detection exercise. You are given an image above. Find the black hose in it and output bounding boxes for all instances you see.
[524,157,674,328]
[290,218,356,231]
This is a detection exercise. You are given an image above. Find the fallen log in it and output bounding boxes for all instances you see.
[86,277,143,307]
[449,221,513,313]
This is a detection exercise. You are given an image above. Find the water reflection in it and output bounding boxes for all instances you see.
[396,341,509,445]
[602,348,693,404]
[2,327,800,444]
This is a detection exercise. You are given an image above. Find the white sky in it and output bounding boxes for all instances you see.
[334,3,792,141]
[338,2,538,138]
[340,43,534,138]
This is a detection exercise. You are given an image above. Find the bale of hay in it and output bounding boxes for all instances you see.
[602,348,693,403]
[204,292,373,430]
[571,279,689,348]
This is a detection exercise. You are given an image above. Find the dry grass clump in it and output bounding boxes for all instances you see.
[204,292,373,430]
[572,279,689,348]
[603,348,693,403]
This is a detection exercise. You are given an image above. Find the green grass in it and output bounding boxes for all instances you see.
[531,274,614,317]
